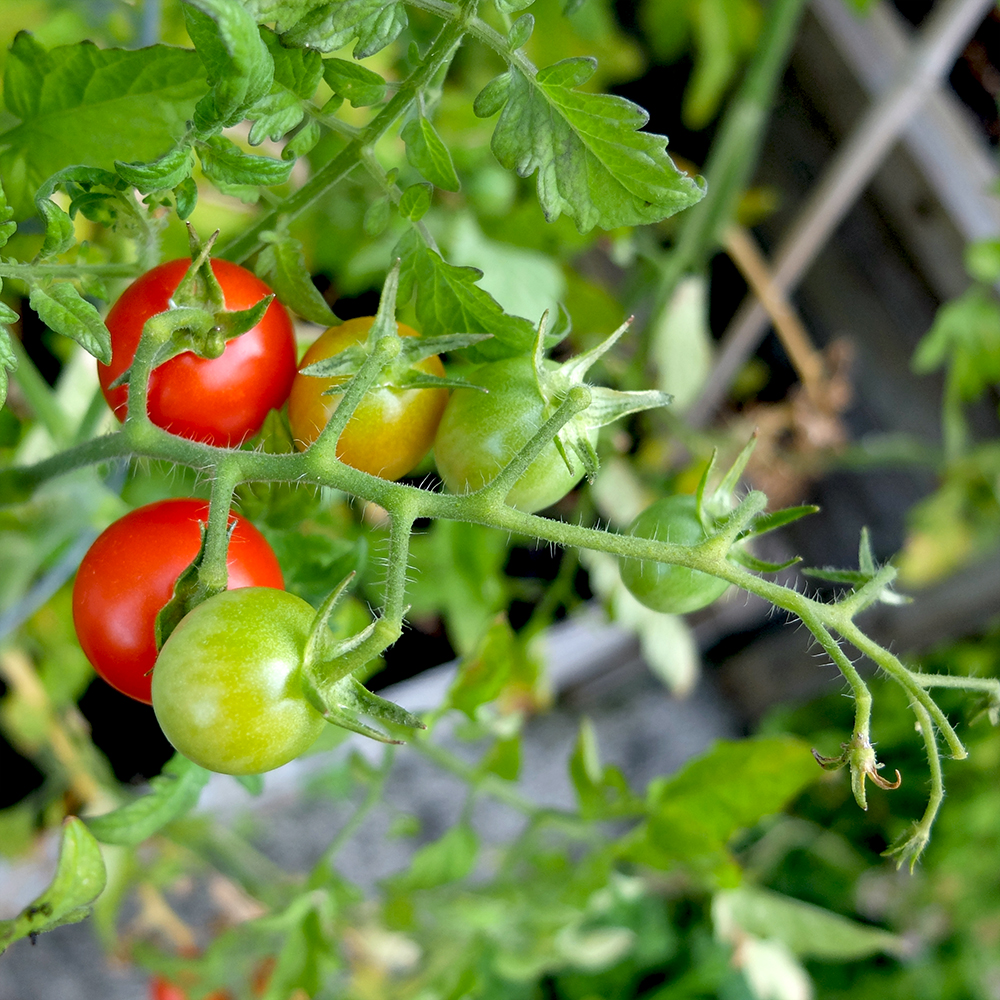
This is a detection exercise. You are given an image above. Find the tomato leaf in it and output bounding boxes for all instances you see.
[86,753,211,847]
[322,57,387,106]
[183,0,274,134]
[35,200,76,259]
[0,182,16,250]
[0,817,107,954]
[401,116,460,192]
[28,282,111,364]
[283,0,408,58]
[0,34,205,218]
[174,176,199,219]
[569,718,643,820]
[507,13,535,50]
[246,27,323,145]
[394,823,479,890]
[197,136,294,200]
[257,229,338,326]
[398,182,433,221]
[116,144,195,194]
[0,329,16,410]
[713,886,905,960]
[481,57,704,232]
[619,736,818,883]
[394,234,535,361]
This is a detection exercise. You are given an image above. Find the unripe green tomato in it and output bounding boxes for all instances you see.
[152,588,326,775]
[618,494,730,614]
[433,356,597,513]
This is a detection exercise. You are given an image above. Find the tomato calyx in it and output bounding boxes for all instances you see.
[526,314,672,484]
[298,262,490,395]
[107,229,275,392]
[153,518,233,651]
[812,735,902,812]
[300,573,425,743]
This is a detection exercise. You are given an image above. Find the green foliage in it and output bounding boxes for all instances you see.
[0,34,205,217]
[479,57,705,231]
[0,818,106,954]
[0,0,995,995]
[86,754,211,847]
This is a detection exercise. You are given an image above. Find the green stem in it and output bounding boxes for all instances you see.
[199,461,242,594]
[839,619,967,761]
[315,745,395,870]
[411,737,596,839]
[219,18,467,264]
[912,673,1000,697]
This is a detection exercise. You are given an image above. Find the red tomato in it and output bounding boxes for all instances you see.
[286,316,448,481]
[99,259,297,447]
[149,976,231,1000]
[72,498,284,704]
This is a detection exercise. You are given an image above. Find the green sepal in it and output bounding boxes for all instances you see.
[116,143,194,193]
[154,521,228,651]
[389,370,486,392]
[801,567,871,586]
[106,306,216,389]
[730,548,802,574]
[313,675,425,744]
[739,504,819,539]
[85,753,210,846]
[397,332,492,364]
[583,386,672,428]
[212,294,273,342]
[302,343,368,379]
[0,817,107,955]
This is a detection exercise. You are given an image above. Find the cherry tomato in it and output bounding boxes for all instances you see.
[433,356,597,513]
[286,316,448,480]
[618,494,730,614]
[72,499,284,704]
[99,259,297,447]
[149,975,231,1000]
[151,588,326,775]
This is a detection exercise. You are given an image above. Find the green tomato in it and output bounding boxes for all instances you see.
[433,357,597,513]
[618,494,730,614]
[151,588,326,775]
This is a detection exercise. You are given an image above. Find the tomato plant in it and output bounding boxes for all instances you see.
[151,588,326,775]
[98,259,297,448]
[433,356,595,512]
[72,499,284,704]
[287,316,448,480]
[618,494,731,614]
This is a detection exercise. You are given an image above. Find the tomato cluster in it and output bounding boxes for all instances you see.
[75,258,708,777]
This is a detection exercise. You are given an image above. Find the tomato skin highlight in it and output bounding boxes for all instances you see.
[287,316,448,481]
[99,258,297,448]
[151,588,326,775]
[618,494,730,614]
[72,499,284,705]
[433,356,597,513]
